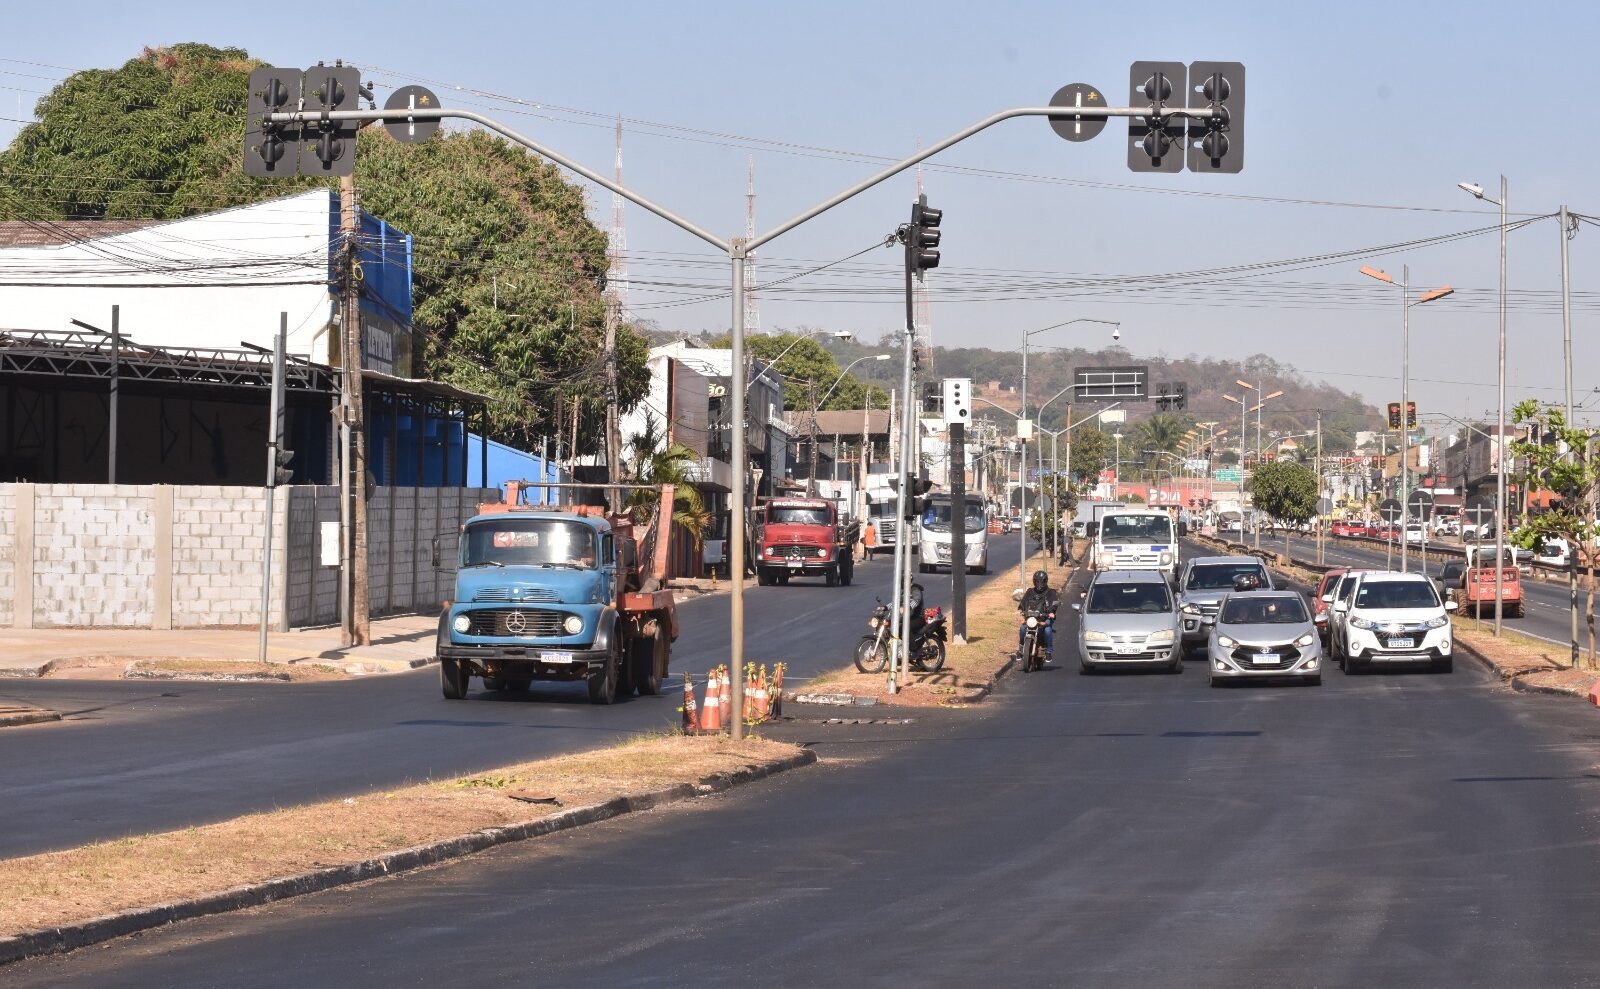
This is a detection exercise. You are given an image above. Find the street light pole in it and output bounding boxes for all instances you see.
[1459,176,1510,636]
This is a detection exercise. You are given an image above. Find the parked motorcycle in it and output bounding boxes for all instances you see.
[1017,608,1052,673]
[854,599,948,674]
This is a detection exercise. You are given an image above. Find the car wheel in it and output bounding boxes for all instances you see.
[1207,674,1221,688]
[440,658,469,700]
[1432,657,1453,674]
[1305,675,1322,686]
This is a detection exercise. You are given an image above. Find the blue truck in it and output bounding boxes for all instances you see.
[436,482,679,704]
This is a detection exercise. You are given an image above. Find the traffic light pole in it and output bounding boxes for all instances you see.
[950,418,967,643]
[267,98,1221,734]
[260,312,287,664]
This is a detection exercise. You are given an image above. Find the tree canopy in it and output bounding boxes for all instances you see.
[0,43,647,451]
[709,332,889,412]
[1247,460,1319,525]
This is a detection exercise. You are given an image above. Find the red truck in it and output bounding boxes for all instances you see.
[756,498,859,587]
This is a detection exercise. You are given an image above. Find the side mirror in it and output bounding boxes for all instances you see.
[1333,601,1349,613]
[1012,588,1025,602]
[1445,600,1459,612]
[1070,602,1081,612]
[1320,593,1333,603]
[1201,615,1216,626]
[431,536,442,570]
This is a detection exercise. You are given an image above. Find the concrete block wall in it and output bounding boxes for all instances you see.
[32,484,157,627]
[171,486,289,628]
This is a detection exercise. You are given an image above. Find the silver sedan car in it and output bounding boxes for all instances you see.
[1205,591,1323,687]
[1075,570,1183,674]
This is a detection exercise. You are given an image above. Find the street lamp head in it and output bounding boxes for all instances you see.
[830,330,854,340]
[1358,265,1393,284]
[1418,285,1454,304]
[1264,390,1286,402]
[871,353,890,361]
[1458,181,1485,199]
[1223,394,1242,405]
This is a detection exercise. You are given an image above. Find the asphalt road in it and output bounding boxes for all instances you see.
[0,538,1026,858]
[1301,535,1585,647]
[16,541,1600,986]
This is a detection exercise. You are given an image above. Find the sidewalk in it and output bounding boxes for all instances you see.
[0,614,442,679]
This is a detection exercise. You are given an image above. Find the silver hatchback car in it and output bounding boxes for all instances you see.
[1075,570,1182,674]
[1205,591,1323,687]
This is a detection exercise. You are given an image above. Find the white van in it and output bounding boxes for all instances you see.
[1093,510,1180,581]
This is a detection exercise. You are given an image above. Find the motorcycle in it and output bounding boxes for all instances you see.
[1017,608,1053,673]
[854,599,948,674]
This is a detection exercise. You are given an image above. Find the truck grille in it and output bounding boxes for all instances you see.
[471,587,560,603]
[462,608,573,637]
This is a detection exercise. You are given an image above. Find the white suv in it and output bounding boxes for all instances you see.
[1333,571,1458,674]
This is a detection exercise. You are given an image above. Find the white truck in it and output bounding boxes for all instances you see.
[1092,509,1181,582]
[917,491,988,574]
[862,475,899,559]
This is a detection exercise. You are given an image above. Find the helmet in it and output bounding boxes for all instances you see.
[1233,572,1261,592]
[1032,570,1049,590]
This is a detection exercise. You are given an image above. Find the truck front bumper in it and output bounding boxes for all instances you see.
[439,644,609,681]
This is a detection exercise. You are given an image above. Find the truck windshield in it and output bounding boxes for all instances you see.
[1086,582,1172,614]
[461,518,598,569]
[922,501,985,532]
[769,506,830,526]
[1099,515,1174,543]
[1186,563,1267,590]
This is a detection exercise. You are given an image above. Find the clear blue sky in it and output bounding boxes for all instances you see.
[5,0,1599,423]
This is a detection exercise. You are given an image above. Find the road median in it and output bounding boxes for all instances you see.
[798,551,1070,707]
[0,733,812,966]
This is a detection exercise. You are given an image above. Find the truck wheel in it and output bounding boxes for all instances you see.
[825,566,839,587]
[757,569,773,587]
[632,629,666,695]
[840,559,854,586]
[586,651,618,705]
[482,676,506,691]
[615,640,636,698]
[440,658,469,700]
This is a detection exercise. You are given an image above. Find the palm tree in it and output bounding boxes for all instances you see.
[623,411,712,559]
[1137,412,1192,456]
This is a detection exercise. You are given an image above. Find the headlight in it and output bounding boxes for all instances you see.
[1181,602,1200,615]
[1097,553,1114,569]
[1083,630,1111,645]
[1294,633,1316,648]
[1148,629,1175,646]
[1159,551,1174,566]
[563,615,584,635]
[1026,616,1039,628]
[1425,616,1449,629]
[452,614,471,634]
[1216,634,1238,649]
[1349,616,1376,630]
[816,547,828,559]
[869,618,880,630]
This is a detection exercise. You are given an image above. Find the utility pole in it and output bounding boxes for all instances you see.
[807,379,819,497]
[260,313,288,664]
[604,297,622,514]
[1560,204,1580,667]
[1315,410,1325,566]
[339,173,370,647]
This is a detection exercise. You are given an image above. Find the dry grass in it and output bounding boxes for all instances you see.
[124,659,349,681]
[0,734,799,935]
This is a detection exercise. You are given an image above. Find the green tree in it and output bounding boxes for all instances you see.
[1510,400,1600,669]
[1247,459,1319,555]
[1135,412,1194,455]
[624,411,711,560]
[713,332,889,412]
[1068,426,1113,483]
[0,44,646,451]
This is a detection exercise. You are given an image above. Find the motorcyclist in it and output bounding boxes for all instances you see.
[1017,569,1059,662]
[906,581,927,643]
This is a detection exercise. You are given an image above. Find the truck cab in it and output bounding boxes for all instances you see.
[756,498,857,587]
[436,484,677,705]
[1093,509,1180,582]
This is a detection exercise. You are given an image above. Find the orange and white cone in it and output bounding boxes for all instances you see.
[719,667,732,727]
[681,674,699,732]
[770,664,785,718]
[700,670,722,732]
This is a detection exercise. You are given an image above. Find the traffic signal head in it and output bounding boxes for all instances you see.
[1128,61,1186,173]
[1173,382,1187,411]
[270,444,295,487]
[1406,402,1417,429]
[298,64,361,177]
[244,68,302,177]
[1387,402,1401,430]
[908,194,942,278]
[1186,61,1245,173]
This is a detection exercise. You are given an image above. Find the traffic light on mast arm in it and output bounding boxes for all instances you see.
[1406,402,1417,429]
[1387,402,1402,430]
[908,194,942,279]
[269,443,295,487]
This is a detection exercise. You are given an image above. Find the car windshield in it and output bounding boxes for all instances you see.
[1100,515,1174,543]
[1221,596,1308,624]
[1086,582,1173,614]
[922,501,985,532]
[1187,563,1268,590]
[1355,581,1440,610]
[461,518,597,569]
[769,506,830,526]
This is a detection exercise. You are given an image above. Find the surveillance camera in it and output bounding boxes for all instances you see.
[1112,327,1121,341]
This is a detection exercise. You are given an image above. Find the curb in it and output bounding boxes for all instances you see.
[0,709,61,728]
[0,748,818,967]
[1508,675,1588,699]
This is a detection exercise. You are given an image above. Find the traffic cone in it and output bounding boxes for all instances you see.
[681,674,698,732]
[753,665,769,722]
[743,663,756,722]
[719,667,732,726]
[700,670,722,733]
[770,663,785,717]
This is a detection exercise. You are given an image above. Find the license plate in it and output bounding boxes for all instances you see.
[1387,637,1415,650]
[1250,652,1279,665]
[540,652,574,664]
[787,560,803,569]
[1114,644,1144,655]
